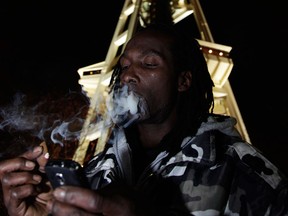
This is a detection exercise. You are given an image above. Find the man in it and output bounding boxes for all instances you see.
[0,24,287,216]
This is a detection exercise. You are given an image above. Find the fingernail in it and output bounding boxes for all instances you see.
[44,152,50,159]
[54,188,65,200]
[25,160,35,168]
[33,146,43,154]
[33,174,42,182]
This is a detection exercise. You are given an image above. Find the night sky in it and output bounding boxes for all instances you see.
[1,1,287,175]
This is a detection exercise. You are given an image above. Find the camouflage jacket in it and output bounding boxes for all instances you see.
[85,115,288,216]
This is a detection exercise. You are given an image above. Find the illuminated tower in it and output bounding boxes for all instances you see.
[73,0,250,164]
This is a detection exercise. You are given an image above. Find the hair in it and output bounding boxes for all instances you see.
[109,23,214,138]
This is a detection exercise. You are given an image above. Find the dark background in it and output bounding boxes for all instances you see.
[0,1,287,175]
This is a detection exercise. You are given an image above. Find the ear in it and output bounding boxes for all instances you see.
[178,71,192,92]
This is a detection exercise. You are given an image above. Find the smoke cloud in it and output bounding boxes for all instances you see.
[106,85,149,128]
[0,84,150,159]
[0,91,89,147]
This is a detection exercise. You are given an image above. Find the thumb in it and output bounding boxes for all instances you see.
[37,142,50,173]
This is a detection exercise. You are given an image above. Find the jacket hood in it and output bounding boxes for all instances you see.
[197,115,242,138]
[165,115,244,168]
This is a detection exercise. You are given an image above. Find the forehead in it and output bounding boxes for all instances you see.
[124,30,173,56]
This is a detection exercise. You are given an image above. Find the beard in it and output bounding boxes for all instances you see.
[106,85,150,128]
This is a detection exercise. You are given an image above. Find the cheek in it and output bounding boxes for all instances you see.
[145,76,177,107]
[144,69,173,87]
[139,67,177,100]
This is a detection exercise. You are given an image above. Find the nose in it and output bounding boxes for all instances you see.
[120,66,137,85]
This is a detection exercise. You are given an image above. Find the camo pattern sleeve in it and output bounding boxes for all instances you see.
[158,130,288,216]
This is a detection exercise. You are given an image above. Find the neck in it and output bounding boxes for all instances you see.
[136,111,177,148]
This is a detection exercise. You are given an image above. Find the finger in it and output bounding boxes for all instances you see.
[47,199,96,216]
[4,183,37,208]
[21,145,44,160]
[0,157,36,177]
[0,145,46,178]
[2,171,42,204]
[37,142,50,173]
[2,171,42,187]
[11,183,39,200]
[52,186,104,213]
[35,182,54,205]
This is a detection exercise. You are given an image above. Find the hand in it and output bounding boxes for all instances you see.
[0,144,52,216]
[47,185,138,216]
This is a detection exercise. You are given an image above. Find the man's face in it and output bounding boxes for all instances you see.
[116,30,179,124]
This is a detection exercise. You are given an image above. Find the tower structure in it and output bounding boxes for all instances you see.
[73,0,250,165]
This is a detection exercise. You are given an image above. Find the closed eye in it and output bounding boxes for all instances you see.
[144,62,158,67]
[142,54,160,68]
[121,65,129,71]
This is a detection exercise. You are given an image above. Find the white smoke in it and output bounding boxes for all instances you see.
[106,85,149,128]
[50,118,84,146]
[0,85,149,151]
[0,92,50,137]
[0,91,89,146]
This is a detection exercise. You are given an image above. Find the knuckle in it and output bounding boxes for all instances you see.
[0,160,10,175]
[2,174,11,186]
[11,189,20,199]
